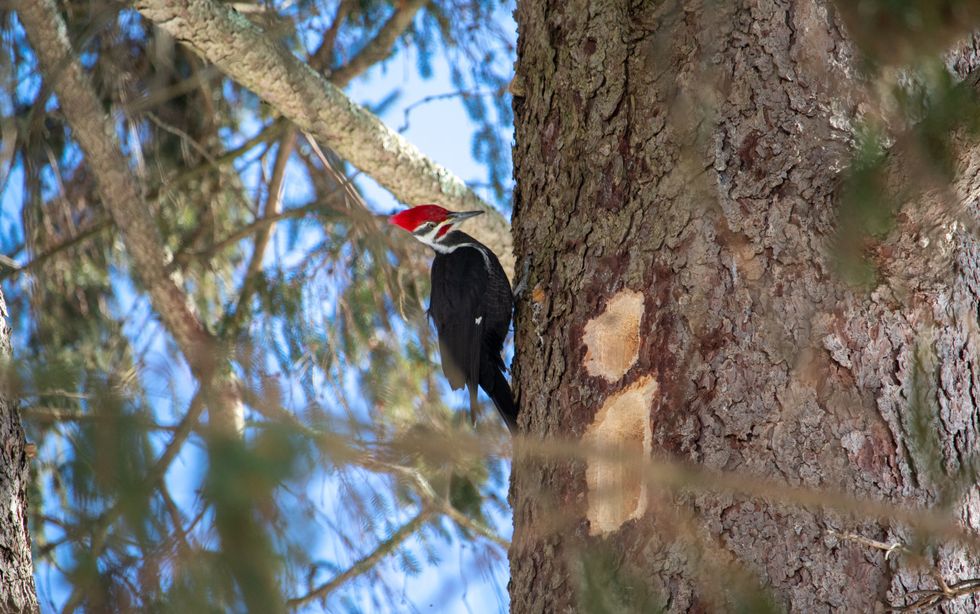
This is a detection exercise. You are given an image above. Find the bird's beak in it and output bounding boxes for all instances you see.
[449,210,484,223]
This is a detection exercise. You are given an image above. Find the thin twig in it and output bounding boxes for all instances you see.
[145,111,218,166]
[285,509,430,608]
[827,529,909,560]
[829,529,980,611]
[303,133,367,211]
[367,458,509,549]
[122,65,223,114]
[0,218,113,280]
[186,202,322,263]
[397,89,501,133]
[309,0,353,70]
[223,128,298,337]
[327,0,429,88]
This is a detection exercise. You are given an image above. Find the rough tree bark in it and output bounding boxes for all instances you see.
[511,1,980,612]
[0,289,39,613]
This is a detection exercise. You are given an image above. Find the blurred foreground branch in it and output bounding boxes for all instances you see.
[339,426,980,554]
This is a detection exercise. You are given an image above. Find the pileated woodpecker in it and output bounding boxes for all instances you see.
[389,204,517,432]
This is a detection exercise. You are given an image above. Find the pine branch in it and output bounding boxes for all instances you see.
[0,218,112,281]
[133,0,515,275]
[1,123,279,282]
[17,0,243,433]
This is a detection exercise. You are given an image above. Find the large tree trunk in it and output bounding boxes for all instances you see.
[0,289,38,613]
[510,1,980,611]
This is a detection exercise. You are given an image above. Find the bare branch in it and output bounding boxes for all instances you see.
[328,0,429,88]
[190,201,325,264]
[888,578,980,612]
[309,0,353,69]
[0,218,112,281]
[827,529,909,561]
[285,510,429,608]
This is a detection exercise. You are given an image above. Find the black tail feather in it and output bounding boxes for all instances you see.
[468,385,480,428]
[482,367,518,433]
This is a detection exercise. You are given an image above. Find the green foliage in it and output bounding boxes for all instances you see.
[723,568,783,614]
[205,427,308,613]
[833,0,980,65]
[69,384,154,528]
[448,471,486,524]
[834,125,893,286]
[574,546,664,614]
[152,551,229,614]
[903,63,980,178]
[906,341,945,489]
[834,60,980,286]
[574,543,781,614]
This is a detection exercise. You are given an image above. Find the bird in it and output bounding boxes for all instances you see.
[389,204,518,433]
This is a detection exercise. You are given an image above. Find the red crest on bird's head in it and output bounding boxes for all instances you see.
[389,205,451,231]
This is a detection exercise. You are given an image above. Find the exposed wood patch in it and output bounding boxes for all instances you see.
[584,375,657,535]
[582,289,645,382]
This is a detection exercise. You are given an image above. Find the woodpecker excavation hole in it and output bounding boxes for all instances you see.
[582,289,644,383]
[584,375,657,536]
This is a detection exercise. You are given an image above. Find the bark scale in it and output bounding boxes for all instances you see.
[511,1,980,611]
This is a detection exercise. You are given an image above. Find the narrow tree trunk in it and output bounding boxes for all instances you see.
[0,289,39,613]
[510,1,980,611]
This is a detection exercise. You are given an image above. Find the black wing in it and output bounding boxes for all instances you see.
[478,250,513,368]
[429,247,489,393]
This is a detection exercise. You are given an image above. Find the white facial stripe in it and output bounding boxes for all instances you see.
[413,220,454,250]
[410,222,494,266]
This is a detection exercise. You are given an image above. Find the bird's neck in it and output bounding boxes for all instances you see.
[430,230,484,254]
